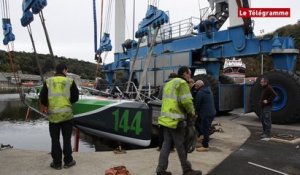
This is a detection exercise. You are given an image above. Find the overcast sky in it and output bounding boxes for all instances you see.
[2,0,300,64]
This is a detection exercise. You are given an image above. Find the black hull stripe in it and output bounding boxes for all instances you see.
[76,125,151,147]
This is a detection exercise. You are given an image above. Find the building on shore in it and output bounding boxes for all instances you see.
[67,73,81,86]
[0,73,8,85]
[0,72,42,86]
[1,71,86,88]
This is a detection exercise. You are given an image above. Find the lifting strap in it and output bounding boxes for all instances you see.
[27,24,44,82]
[95,52,108,81]
[94,0,112,82]
[136,27,160,99]
[39,11,56,67]
[6,46,21,91]
[1,0,22,96]
[20,0,56,68]
[126,38,142,93]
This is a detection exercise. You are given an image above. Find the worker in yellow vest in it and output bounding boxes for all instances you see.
[39,63,79,170]
[156,66,202,175]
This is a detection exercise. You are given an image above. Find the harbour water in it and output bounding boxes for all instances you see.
[0,94,121,152]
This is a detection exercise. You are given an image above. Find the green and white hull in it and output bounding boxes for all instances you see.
[24,94,152,147]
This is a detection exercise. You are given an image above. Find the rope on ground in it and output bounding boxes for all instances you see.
[105,166,131,175]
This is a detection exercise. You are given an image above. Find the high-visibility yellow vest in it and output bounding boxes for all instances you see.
[158,78,195,129]
[46,76,73,123]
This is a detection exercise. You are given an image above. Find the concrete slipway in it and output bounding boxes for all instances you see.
[0,116,250,175]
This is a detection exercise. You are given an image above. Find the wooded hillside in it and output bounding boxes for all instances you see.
[0,51,99,80]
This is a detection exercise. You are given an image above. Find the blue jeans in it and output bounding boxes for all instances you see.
[195,117,202,137]
[200,115,214,148]
[260,106,272,136]
[195,113,215,148]
[49,119,74,165]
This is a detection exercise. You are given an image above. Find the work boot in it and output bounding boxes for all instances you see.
[260,134,270,139]
[50,162,62,170]
[196,146,209,152]
[64,160,76,168]
[157,171,172,175]
[183,169,202,175]
[195,142,203,148]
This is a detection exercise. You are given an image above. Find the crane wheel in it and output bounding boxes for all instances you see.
[250,70,300,124]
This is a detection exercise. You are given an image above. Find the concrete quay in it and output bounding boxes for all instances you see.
[0,116,250,175]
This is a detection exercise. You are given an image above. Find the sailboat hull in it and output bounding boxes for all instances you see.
[73,98,152,146]
[24,94,152,147]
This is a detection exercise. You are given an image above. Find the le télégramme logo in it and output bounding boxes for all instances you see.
[238,8,290,18]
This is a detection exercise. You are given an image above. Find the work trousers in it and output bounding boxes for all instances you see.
[200,115,214,148]
[158,126,175,150]
[195,115,214,148]
[156,122,192,173]
[49,119,74,165]
[260,106,272,136]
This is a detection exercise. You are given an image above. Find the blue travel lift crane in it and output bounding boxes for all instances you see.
[21,0,55,72]
[1,0,21,92]
[103,0,299,124]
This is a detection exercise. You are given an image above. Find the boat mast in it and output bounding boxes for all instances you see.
[100,0,104,42]
[132,0,135,40]
[114,0,125,53]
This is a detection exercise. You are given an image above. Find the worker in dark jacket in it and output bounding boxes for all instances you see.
[39,63,79,170]
[194,80,216,152]
[259,77,277,139]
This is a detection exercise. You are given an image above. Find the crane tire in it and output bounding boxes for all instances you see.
[251,70,300,124]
